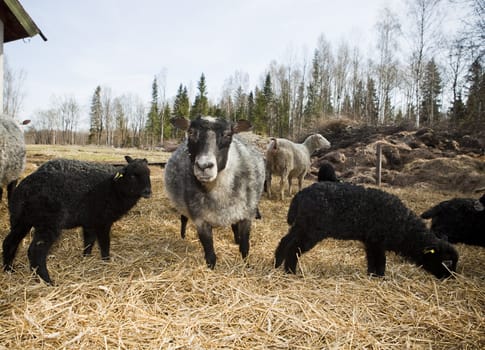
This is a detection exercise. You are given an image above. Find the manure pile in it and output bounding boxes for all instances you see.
[0,149,484,349]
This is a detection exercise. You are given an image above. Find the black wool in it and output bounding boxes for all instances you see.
[3,156,151,284]
[275,182,458,279]
[421,194,485,247]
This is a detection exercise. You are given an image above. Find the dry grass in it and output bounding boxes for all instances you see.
[0,145,483,349]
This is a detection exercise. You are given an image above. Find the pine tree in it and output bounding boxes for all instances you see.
[449,92,467,125]
[247,91,255,124]
[365,77,379,125]
[420,59,442,126]
[191,73,209,117]
[263,74,275,135]
[252,87,267,135]
[352,80,366,121]
[146,77,161,146]
[161,102,172,140]
[88,86,103,144]
[173,84,190,118]
[466,59,485,125]
[304,51,321,120]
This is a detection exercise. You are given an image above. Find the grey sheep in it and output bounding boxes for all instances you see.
[275,182,458,278]
[266,134,331,200]
[164,116,265,269]
[2,156,152,284]
[0,115,30,201]
[421,193,485,247]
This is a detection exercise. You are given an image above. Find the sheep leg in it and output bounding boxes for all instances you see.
[364,243,386,276]
[297,173,305,192]
[3,221,32,271]
[287,177,293,196]
[0,187,2,201]
[236,219,251,259]
[279,170,289,200]
[96,225,112,260]
[231,224,240,244]
[274,230,297,268]
[6,180,18,202]
[180,215,189,239]
[197,222,216,269]
[82,227,97,256]
[27,228,58,285]
[265,169,272,198]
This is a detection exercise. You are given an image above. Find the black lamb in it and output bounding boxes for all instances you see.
[317,161,340,182]
[2,156,152,284]
[275,182,458,278]
[421,193,485,247]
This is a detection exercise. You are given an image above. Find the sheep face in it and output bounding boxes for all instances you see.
[420,241,458,278]
[113,156,152,198]
[305,134,331,154]
[171,116,251,184]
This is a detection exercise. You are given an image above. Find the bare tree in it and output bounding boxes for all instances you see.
[333,40,351,117]
[316,34,334,118]
[56,95,81,144]
[375,7,401,124]
[101,87,114,145]
[406,0,444,127]
[3,57,26,119]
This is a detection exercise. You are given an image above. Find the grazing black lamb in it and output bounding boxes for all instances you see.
[164,116,265,268]
[421,193,485,247]
[275,182,458,278]
[2,156,152,284]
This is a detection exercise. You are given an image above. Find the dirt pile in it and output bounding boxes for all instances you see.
[312,119,485,193]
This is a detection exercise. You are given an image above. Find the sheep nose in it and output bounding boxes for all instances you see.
[196,161,214,171]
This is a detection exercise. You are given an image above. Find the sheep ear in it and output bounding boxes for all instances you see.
[232,120,252,133]
[125,155,134,163]
[171,117,190,131]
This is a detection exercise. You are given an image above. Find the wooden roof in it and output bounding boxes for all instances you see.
[0,0,47,43]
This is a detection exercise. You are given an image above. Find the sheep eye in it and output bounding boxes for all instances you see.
[188,129,197,139]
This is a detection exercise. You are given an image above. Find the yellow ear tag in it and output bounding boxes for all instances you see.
[114,172,124,180]
[423,248,435,254]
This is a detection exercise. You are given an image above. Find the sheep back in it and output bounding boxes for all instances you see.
[266,138,309,178]
[0,115,26,188]
[421,195,485,247]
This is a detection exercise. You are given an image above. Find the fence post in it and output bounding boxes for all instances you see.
[376,143,382,186]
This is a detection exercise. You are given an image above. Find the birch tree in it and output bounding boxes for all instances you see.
[375,7,401,124]
[406,0,443,127]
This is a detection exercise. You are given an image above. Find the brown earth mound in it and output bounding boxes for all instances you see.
[310,119,485,193]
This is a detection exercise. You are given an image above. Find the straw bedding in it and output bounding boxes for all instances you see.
[0,155,484,349]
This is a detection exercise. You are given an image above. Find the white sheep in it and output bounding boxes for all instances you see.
[0,115,30,202]
[164,116,265,268]
[266,134,331,200]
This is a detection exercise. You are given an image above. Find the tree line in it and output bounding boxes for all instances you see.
[9,0,484,146]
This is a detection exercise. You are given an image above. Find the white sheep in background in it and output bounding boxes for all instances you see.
[266,134,331,200]
[0,115,30,202]
[164,116,265,269]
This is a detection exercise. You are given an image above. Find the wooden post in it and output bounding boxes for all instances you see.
[376,143,382,186]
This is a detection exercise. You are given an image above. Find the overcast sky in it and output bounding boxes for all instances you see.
[7,0,403,122]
